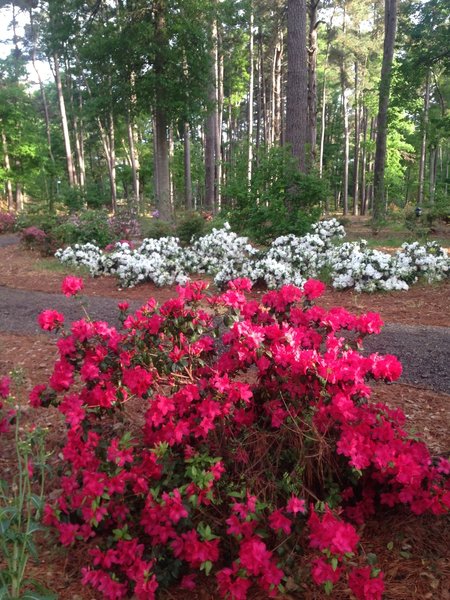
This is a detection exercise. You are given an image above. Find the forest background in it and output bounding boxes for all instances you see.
[0,0,449,240]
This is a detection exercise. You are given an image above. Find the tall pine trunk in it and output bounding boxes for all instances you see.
[373,0,398,223]
[353,61,360,216]
[417,71,430,206]
[340,63,349,215]
[248,4,254,185]
[307,0,320,164]
[285,0,308,173]
[53,55,77,188]
[184,123,193,210]
[204,6,218,212]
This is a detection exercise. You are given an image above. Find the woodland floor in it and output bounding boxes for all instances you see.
[0,230,449,599]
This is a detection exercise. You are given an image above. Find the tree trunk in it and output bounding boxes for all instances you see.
[272,30,283,145]
[429,145,437,204]
[307,0,320,164]
[153,0,172,220]
[248,4,254,185]
[184,122,193,210]
[127,114,140,211]
[285,0,309,173]
[154,108,171,220]
[1,129,14,210]
[341,63,349,215]
[204,7,218,212]
[373,0,398,222]
[417,70,430,206]
[360,106,368,215]
[216,25,223,210]
[53,54,77,188]
[353,61,360,215]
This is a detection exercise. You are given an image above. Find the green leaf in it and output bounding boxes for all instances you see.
[387,541,394,551]
[324,580,333,595]
[201,560,213,576]
[367,552,378,565]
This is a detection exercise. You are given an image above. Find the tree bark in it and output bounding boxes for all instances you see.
[127,114,140,211]
[53,54,77,188]
[184,122,193,210]
[341,63,349,215]
[360,106,368,215]
[373,0,398,223]
[353,61,360,215]
[285,0,309,173]
[1,129,14,210]
[307,0,320,164]
[153,0,172,220]
[417,71,430,206]
[248,4,254,185]
[204,7,218,212]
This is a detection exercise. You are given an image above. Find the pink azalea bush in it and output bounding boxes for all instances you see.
[32,277,450,599]
[0,210,16,233]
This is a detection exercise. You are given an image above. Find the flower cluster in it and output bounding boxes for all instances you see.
[32,277,449,599]
[55,220,449,292]
[0,210,16,233]
[55,243,104,276]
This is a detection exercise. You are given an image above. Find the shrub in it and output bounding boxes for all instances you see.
[0,210,16,233]
[109,208,141,240]
[224,146,327,243]
[175,212,206,245]
[140,218,174,240]
[32,278,449,600]
[20,226,49,252]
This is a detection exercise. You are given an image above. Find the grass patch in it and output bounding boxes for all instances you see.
[34,256,91,277]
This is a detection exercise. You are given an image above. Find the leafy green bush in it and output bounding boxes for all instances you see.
[139,218,174,239]
[223,146,327,244]
[175,212,206,244]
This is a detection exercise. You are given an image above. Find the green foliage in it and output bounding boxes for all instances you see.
[175,211,206,244]
[139,217,174,239]
[0,381,51,600]
[224,146,326,243]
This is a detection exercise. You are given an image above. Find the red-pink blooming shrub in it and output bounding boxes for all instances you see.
[0,210,16,233]
[32,277,450,599]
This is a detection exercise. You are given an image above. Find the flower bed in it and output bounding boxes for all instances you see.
[26,277,449,600]
[55,219,450,292]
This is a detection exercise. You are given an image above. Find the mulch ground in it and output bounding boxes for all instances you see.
[0,236,449,600]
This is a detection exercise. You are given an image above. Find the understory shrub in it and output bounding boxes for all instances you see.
[0,210,16,233]
[224,146,326,244]
[32,277,450,600]
[175,212,206,245]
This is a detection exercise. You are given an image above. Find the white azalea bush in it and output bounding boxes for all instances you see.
[180,223,261,288]
[54,219,449,292]
[55,242,104,276]
[328,241,409,292]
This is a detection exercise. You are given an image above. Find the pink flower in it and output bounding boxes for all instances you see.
[286,495,306,515]
[311,557,342,585]
[118,301,129,311]
[38,309,65,331]
[348,566,384,600]
[268,509,292,534]
[0,376,11,399]
[61,275,84,297]
[303,278,326,300]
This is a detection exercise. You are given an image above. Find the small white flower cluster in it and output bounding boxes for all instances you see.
[393,241,449,284]
[55,219,449,292]
[102,238,188,288]
[311,218,346,241]
[183,223,260,288]
[55,243,104,276]
[329,241,409,292]
[256,233,331,288]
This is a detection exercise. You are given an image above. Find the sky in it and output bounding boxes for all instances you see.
[0,3,52,84]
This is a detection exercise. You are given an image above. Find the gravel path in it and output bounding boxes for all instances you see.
[1,284,449,394]
[0,233,20,247]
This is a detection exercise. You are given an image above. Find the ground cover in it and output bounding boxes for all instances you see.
[0,229,449,600]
